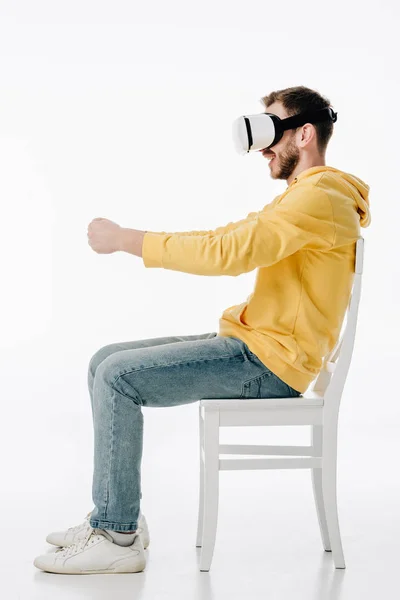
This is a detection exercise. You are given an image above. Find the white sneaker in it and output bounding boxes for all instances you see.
[35,527,146,574]
[46,510,150,549]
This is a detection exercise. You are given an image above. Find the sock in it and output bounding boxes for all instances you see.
[106,529,137,547]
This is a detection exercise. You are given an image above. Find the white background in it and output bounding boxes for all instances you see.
[0,1,399,598]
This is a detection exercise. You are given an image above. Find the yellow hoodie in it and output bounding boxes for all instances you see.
[142,166,371,394]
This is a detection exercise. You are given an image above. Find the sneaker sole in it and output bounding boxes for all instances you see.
[34,557,147,574]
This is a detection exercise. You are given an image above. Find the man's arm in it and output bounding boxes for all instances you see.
[139,187,336,276]
[145,211,260,238]
[118,228,147,257]
[117,211,260,258]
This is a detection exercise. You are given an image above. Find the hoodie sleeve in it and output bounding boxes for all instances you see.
[142,187,336,276]
[145,211,259,237]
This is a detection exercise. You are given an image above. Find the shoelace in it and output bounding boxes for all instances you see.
[55,526,102,558]
[66,511,92,534]
[56,511,142,556]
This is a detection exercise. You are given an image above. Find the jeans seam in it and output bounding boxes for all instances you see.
[112,353,246,388]
[103,389,116,521]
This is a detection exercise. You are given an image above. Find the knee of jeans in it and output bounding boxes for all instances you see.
[88,345,115,380]
[88,353,100,380]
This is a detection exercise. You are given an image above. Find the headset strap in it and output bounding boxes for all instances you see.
[279,107,337,131]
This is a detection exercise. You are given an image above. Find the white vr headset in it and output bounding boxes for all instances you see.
[232,107,338,155]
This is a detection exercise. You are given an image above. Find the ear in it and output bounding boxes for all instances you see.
[300,123,315,147]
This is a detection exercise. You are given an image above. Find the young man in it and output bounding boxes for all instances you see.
[34,85,371,574]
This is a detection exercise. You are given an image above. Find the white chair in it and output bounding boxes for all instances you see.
[196,236,364,572]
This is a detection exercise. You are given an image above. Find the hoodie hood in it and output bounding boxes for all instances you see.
[291,166,371,228]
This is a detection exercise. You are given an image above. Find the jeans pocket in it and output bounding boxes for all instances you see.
[239,341,301,398]
[240,371,273,399]
[240,369,300,399]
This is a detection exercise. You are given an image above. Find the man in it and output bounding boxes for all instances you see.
[34,85,371,574]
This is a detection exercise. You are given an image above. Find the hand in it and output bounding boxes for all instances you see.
[87,217,123,254]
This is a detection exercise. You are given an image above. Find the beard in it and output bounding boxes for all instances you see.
[270,134,300,181]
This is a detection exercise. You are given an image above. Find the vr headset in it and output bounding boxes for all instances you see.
[232,107,337,155]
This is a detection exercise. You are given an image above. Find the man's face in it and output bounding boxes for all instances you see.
[259,101,300,181]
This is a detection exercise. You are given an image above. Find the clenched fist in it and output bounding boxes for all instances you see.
[87,217,122,254]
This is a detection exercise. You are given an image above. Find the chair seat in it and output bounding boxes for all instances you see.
[199,391,324,411]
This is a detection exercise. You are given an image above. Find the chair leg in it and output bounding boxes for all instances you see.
[311,425,331,551]
[196,404,205,547]
[321,420,346,569]
[199,409,220,572]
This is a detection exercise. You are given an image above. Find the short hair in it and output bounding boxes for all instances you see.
[260,85,335,155]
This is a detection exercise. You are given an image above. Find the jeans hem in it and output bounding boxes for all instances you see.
[90,519,138,532]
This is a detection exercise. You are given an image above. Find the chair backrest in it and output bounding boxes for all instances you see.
[309,237,365,411]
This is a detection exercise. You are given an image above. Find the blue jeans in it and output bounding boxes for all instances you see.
[87,331,301,532]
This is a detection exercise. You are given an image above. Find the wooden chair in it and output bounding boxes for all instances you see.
[196,237,365,571]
